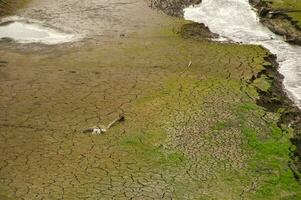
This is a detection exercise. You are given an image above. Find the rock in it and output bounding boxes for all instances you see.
[284,35,301,45]
[148,0,202,17]
[250,0,301,46]
[258,7,270,17]
[180,22,218,41]
[0,37,13,42]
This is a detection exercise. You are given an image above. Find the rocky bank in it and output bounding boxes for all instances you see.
[250,0,301,45]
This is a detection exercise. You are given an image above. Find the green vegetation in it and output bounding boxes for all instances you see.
[264,0,301,27]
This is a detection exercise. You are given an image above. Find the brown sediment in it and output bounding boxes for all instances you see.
[249,0,301,45]
[0,0,30,17]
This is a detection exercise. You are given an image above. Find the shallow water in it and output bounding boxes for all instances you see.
[0,16,77,44]
[184,0,301,107]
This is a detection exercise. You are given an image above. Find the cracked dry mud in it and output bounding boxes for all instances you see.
[1,0,301,199]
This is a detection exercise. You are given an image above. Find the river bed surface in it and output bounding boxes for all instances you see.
[2,0,301,199]
[184,0,301,107]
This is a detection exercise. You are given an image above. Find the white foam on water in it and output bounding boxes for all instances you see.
[0,16,79,45]
[184,0,301,107]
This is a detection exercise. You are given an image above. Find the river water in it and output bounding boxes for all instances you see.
[0,16,77,44]
[184,0,301,108]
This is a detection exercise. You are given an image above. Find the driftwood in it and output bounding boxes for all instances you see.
[187,60,192,68]
[83,114,125,135]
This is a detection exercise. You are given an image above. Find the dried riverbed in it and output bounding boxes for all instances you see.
[0,0,301,199]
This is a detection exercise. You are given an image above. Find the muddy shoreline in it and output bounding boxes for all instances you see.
[249,0,301,180]
[249,0,301,45]
[152,0,301,180]
[252,53,301,180]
